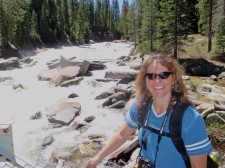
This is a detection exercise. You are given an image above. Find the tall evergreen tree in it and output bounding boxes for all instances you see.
[70,0,79,41]
[216,19,225,54]
[111,0,121,38]
[215,0,225,54]
[208,0,213,52]
[39,0,52,43]
[0,0,8,51]
[56,0,64,41]
[102,0,110,29]
[141,0,157,51]
[47,0,58,42]
[63,0,70,35]
[121,0,129,39]
[197,0,208,34]
[76,0,90,43]
[88,0,95,31]
[30,10,38,39]
[135,0,144,45]
[157,0,193,58]
[126,1,139,48]
[95,0,102,29]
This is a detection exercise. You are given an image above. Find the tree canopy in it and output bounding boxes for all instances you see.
[0,0,225,58]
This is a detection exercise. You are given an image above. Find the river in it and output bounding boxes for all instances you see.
[0,42,134,167]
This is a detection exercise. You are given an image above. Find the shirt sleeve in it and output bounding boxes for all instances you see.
[125,99,139,129]
[182,106,213,156]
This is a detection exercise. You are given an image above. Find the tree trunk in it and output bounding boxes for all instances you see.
[174,0,178,59]
[208,0,213,52]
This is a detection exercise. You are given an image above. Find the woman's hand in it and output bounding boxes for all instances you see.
[85,157,100,168]
[85,123,136,168]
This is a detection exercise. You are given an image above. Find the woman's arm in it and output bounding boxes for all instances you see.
[85,122,136,168]
[189,153,208,168]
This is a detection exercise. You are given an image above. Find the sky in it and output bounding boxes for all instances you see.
[111,0,133,10]
[118,0,132,7]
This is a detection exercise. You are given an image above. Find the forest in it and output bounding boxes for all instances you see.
[0,0,225,59]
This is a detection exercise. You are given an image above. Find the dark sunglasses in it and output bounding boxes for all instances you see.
[145,72,172,80]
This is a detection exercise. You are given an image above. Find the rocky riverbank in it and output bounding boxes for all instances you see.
[0,42,225,167]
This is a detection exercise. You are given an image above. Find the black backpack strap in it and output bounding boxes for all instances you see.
[144,125,171,137]
[137,99,152,151]
[137,99,151,130]
[169,102,191,168]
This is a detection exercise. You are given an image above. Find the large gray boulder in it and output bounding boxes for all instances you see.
[46,102,81,126]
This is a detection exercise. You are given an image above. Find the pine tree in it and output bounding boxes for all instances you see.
[63,0,70,35]
[102,0,110,29]
[216,20,225,54]
[215,0,225,54]
[39,0,52,44]
[126,1,139,48]
[141,0,157,51]
[76,0,90,43]
[56,0,64,41]
[48,0,58,42]
[157,0,193,58]
[121,0,129,39]
[70,0,79,41]
[88,0,95,31]
[111,0,121,38]
[197,0,208,34]
[30,10,38,39]
[95,0,102,30]
[0,0,8,51]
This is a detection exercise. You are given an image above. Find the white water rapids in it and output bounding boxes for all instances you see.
[0,42,134,167]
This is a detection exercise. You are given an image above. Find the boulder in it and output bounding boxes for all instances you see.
[46,102,81,125]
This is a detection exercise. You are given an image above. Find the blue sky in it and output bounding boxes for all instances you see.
[111,0,133,10]
[118,0,132,8]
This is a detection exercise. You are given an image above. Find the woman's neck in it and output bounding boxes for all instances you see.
[153,97,171,115]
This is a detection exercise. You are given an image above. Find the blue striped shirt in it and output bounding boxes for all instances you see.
[125,100,213,168]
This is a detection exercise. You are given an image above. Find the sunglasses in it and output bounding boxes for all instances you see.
[145,72,172,80]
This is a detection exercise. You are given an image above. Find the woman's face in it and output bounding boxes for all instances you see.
[145,61,174,100]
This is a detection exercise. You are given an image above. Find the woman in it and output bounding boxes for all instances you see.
[85,54,213,168]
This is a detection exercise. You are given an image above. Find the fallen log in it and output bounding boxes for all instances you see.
[106,136,139,164]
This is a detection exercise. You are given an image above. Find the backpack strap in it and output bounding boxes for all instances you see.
[169,102,191,168]
[144,125,171,137]
[137,99,151,130]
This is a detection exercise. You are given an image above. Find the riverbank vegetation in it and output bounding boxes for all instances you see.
[0,0,225,60]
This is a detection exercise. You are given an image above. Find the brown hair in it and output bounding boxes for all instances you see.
[135,54,191,109]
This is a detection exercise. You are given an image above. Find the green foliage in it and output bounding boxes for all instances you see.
[136,40,152,55]
[0,0,31,47]
[215,20,225,54]
[0,0,7,47]
[179,34,210,57]
[185,79,198,92]
[208,122,225,134]
[121,0,129,38]
[39,0,52,44]
[196,0,208,34]
[0,0,125,48]
[156,0,194,54]
[0,0,225,57]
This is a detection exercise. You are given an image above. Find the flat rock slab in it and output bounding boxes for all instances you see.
[46,102,81,125]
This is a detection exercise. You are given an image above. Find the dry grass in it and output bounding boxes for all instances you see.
[179,34,225,67]
[179,34,212,58]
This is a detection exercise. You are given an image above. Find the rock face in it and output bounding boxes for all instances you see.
[0,57,20,70]
[38,56,106,87]
[46,102,81,126]
[178,58,225,76]
[38,66,81,85]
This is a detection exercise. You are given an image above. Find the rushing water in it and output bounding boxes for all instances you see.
[0,42,134,167]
